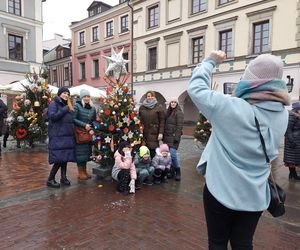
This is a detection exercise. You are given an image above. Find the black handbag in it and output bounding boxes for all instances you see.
[255,117,286,217]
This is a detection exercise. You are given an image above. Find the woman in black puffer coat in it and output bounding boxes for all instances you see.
[47,87,76,188]
[163,98,184,181]
[283,101,300,181]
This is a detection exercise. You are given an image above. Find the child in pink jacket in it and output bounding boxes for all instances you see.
[112,141,137,195]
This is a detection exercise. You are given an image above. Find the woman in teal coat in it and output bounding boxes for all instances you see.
[73,89,96,180]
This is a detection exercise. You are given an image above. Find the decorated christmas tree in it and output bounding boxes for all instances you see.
[194,113,212,145]
[9,70,53,146]
[92,47,144,167]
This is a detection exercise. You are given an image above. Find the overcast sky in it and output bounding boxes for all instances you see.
[42,0,119,40]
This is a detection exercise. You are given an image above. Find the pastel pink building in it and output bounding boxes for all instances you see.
[70,1,131,90]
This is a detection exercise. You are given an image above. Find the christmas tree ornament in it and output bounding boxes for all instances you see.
[123,127,129,134]
[102,47,129,80]
[108,124,115,132]
[128,131,134,139]
[104,136,111,143]
[122,134,128,141]
[24,99,31,106]
[34,101,40,107]
[17,116,25,122]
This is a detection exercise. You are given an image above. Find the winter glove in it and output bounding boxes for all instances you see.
[129,179,135,194]
[124,151,132,158]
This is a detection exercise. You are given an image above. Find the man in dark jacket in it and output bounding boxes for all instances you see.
[0,96,8,157]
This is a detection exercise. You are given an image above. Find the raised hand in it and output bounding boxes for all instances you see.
[209,50,226,64]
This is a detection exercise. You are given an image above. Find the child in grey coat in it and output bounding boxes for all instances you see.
[152,144,172,184]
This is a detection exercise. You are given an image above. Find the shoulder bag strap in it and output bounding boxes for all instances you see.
[255,116,281,201]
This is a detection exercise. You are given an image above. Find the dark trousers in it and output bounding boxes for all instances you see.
[149,149,156,159]
[117,169,130,193]
[203,185,262,250]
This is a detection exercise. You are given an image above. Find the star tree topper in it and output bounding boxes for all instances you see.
[102,47,129,80]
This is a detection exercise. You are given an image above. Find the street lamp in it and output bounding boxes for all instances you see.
[127,0,134,96]
[286,75,294,93]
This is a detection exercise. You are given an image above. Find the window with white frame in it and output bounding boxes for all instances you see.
[253,21,269,54]
[79,31,85,46]
[79,62,86,80]
[219,29,232,58]
[192,0,206,14]
[64,67,69,81]
[148,4,159,28]
[148,47,157,70]
[106,21,114,37]
[8,0,21,15]
[120,15,129,33]
[246,7,275,55]
[53,69,57,82]
[213,16,237,59]
[92,26,99,42]
[192,37,204,64]
[93,59,99,78]
[8,34,23,60]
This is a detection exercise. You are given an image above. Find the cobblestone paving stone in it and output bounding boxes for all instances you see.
[0,137,300,249]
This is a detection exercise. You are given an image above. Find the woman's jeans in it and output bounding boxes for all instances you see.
[169,147,180,169]
[203,185,262,250]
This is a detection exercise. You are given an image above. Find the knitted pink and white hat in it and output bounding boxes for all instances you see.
[159,144,169,153]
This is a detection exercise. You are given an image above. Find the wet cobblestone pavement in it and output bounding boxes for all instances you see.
[0,137,300,249]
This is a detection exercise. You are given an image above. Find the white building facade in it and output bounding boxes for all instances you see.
[131,0,300,122]
[0,0,45,86]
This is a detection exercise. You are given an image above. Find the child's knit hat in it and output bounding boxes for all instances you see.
[159,144,169,153]
[139,146,150,157]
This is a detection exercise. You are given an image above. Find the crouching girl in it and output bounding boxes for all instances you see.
[112,141,137,195]
[152,144,172,184]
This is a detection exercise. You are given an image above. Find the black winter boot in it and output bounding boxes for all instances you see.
[161,170,168,183]
[47,164,60,188]
[175,168,181,181]
[289,167,300,180]
[60,164,71,186]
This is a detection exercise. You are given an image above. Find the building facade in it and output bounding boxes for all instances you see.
[43,33,71,54]
[0,0,45,85]
[70,0,131,89]
[131,0,300,122]
[43,44,72,88]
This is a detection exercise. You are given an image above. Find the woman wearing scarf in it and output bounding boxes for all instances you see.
[73,89,96,180]
[163,97,184,181]
[139,91,165,159]
[188,51,290,249]
[283,101,300,180]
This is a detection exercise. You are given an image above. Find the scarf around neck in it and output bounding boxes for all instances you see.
[142,98,157,109]
[233,79,290,105]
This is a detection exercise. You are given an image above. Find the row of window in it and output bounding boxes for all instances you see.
[148,0,235,29]
[148,20,269,70]
[78,15,129,46]
[52,67,70,82]
[77,53,129,80]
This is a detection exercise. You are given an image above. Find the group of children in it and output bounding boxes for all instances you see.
[111,141,173,195]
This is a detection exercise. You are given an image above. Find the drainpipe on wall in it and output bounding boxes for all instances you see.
[127,0,134,96]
